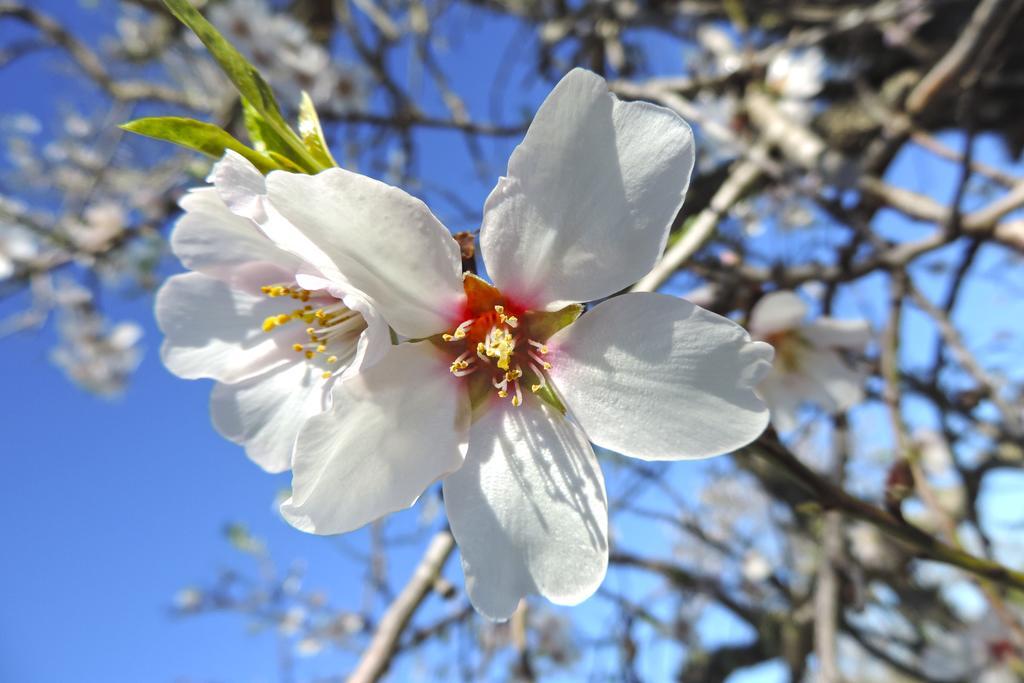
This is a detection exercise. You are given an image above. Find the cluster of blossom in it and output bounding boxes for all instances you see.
[205,0,367,115]
[1,0,370,394]
[49,282,143,396]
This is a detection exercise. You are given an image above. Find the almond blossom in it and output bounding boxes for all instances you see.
[748,290,871,433]
[155,158,388,472]
[215,68,774,619]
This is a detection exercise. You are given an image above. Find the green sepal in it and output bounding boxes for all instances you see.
[533,383,567,415]
[162,0,283,125]
[523,303,584,342]
[161,0,323,173]
[298,91,339,169]
[119,116,278,174]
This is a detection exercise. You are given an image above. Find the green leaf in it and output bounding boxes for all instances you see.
[242,99,294,156]
[297,92,338,169]
[161,0,322,173]
[120,116,278,174]
[161,0,284,126]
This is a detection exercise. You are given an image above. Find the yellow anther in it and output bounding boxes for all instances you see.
[304,351,314,359]
[531,384,542,393]
[316,344,327,353]
[292,343,304,352]
[511,395,521,407]
[498,389,508,398]
[480,326,516,371]
[541,361,552,370]
[326,355,338,364]
[262,315,280,332]
[505,315,519,328]
[321,371,332,379]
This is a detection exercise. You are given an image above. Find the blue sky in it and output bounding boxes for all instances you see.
[3,1,1024,682]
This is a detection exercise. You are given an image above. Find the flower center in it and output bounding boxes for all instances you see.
[259,282,366,379]
[442,303,554,408]
[761,330,805,373]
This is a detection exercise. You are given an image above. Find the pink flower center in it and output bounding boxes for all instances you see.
[438,278,553,408]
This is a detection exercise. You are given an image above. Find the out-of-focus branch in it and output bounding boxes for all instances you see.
[904,0,1024,115]
[632,153,763,293]
[346,530,455,683]
[0,2,208,108]
[747,435,1024,592]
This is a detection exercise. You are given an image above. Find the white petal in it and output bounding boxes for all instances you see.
[547,293,773,460]
[172,187,301,281]
[210,361,328,473]
[210,152,342,284]
[748,290,808,337]
[281,342,469,535]
[443,399,608,620]
[801,347,866,413]
[156,272,300,383]
[757,372,801,433]
[801,317,872,351]
[263,169,464,339]
[208,150,267,220]
[339,291,390,378]
[480,68,695,309]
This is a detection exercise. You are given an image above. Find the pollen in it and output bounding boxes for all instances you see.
[258,280,368,381]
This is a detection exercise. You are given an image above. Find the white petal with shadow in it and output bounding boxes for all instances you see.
[281,342,469,534]
[211,360,329,473]
[443,399,608,620]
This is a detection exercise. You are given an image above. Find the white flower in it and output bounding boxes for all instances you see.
[847,520,903,571]
[749,290,870,433]
[155,158,389,472]
[0,223,39,280]
[766,47,826,122]
[742,550,773,583]
[695,25,743,75]
[67,201,125,253]
[914,428,954,476]
[210,69,773,619]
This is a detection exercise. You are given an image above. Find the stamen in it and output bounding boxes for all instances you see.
[494,305,519,329]
[449,350,476,374]
[528,339,548,353]
[529,350,552,370]
[442,318,475,342]
[529,362,548,393]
